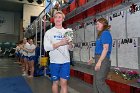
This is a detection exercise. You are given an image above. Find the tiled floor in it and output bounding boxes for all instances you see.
[0,58,93,93]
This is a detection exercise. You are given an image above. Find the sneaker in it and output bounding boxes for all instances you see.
[28,75,33,78]
[22,72,27,76]
[22,73,27,76]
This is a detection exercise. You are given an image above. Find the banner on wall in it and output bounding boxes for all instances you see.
[46,0,74,13]
[45,0,53,13]
[118,38,139,69]
[0,11,14,34]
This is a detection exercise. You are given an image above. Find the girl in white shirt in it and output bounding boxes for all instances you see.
[27,39,36,77]
[15,43,20,63]
[19,40,26,75]
[20,38,30,76]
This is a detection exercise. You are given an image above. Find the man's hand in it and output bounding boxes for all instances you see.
[68,41,73,45]
[19,45,23,49]
[53,37,69,49]
[60,37,69,46]
[68,41,73,50]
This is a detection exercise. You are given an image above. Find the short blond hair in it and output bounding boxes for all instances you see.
[53,11,65,19]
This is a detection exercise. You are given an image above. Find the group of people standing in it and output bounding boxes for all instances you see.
[15,38,36,78]
[15,10,112,93]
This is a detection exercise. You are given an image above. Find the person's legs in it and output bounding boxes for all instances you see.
[21,59,24,71]
[93,71,99,93]
[94,58,112,93]
[18,53,21,64]
[52,81,59,93]
[60,63,70,93]
[50,63,60,93]
[15,53,19,62]
[24,57,29,76]
[93,57,99,93]
[30,58,34,77]
[21,56,25,74]
[28,57,32,77]
[60,78,68,93]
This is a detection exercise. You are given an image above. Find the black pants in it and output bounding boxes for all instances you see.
[93,55,112,93]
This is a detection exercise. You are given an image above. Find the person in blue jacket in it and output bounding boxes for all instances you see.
[88,18,112,93]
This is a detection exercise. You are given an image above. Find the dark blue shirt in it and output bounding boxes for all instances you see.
[95,30,112,58]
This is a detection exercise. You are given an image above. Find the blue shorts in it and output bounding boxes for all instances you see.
[21,55,24,59]
[18,53,21,57]
[28,56,35,61]
[49,63,70,81]
[15,52,20,57]
[22,55,28,59]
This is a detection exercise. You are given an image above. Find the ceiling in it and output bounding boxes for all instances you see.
[0,0,23,12]
[0,0,45,12]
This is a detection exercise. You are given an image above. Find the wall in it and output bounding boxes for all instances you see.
[71,1,140,70]
[0,11,21,42]
[0,34,18,42]
[0,11,14,34]
[14,12,21,36]
[19,20,24,41]
[23,4,45,29]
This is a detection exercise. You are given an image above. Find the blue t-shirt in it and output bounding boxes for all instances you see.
[95,30,112,58]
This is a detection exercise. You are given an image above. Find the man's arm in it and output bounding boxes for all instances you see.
[44,33,69,52]
[28,49,35,53]
[68,42,74,51]
[20,45,28,52]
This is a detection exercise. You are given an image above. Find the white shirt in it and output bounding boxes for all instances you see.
[44,27,70,64]
[19,44,23,55]
[27,44,36,57]
[15,46,20,53]
[22,42,30,56]
[19,49,23,54]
